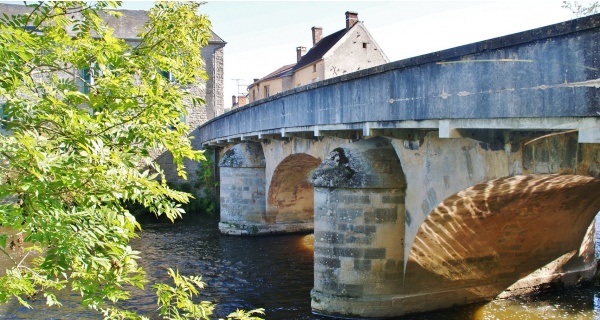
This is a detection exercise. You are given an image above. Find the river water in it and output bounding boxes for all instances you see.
[1,213,599,319]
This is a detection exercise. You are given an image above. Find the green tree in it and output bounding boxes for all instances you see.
[0,1,261,319]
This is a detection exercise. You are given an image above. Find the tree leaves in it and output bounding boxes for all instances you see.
[0,1,245,319]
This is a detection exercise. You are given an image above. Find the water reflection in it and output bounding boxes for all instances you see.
[0,214,599,319]
[130,214,315,319]
[399,286,598,320]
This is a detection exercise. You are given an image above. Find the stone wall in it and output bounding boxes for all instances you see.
[218,143,269,235]
[158,41,226,185]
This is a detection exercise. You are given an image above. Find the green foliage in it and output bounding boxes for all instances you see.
[153,269,264,320]
[562,1,600,17]
[194,149,219,215]
[0,1,261,319]
[224,308,266,320]
[164,149,219,216]
[154,268,215,320]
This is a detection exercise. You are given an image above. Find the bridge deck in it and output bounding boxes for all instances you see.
[199,14,600,147]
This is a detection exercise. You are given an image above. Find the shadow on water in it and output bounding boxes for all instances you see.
[130,213,316,319]
[1,213,600,319]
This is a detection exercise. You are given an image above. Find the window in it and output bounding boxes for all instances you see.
[161,70,175,82]
[363,42,367,49]
[80,67,93,94]
[0,103,6,128]
[163,70,185,124]
[80,63,105,94]
[313,64,317,73]
[264,85,270,98]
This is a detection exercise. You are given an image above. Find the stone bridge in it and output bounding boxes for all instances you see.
[198,14,600,318]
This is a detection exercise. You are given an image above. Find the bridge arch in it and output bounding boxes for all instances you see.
[404,174,600,313]
[266,153,320,232]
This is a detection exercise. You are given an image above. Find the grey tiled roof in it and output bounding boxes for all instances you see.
[256,63,295,82]
[293,27,349,71]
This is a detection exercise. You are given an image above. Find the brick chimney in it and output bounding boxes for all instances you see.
[312,26,323,47]
[237,95,248,107]
[296,46,306,62]
[346,11,358,29]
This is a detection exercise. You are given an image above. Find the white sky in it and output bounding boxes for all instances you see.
[120,1,577,109]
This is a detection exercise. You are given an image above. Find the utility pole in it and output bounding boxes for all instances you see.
[231,78,247,95]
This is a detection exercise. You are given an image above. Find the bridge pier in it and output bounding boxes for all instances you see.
[218,142,269,235]
[310,138,408,318]
[218,141,319,235]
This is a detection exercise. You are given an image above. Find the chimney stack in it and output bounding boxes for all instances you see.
[345,11,358,29]
[312,26,323,47]
[296,46,306,62]
[237,95,248,107]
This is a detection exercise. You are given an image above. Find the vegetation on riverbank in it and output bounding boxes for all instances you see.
[170,149,220,216]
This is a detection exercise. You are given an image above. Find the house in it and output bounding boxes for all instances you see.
[249,62,296,103]
[0,3,226,184]
[248,11,388,103]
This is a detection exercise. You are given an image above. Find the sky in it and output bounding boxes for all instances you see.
[119,1,577,110]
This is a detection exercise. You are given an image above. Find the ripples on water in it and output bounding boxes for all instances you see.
[1,214,600,319]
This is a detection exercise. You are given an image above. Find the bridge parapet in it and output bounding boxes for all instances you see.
[200,14,600,149]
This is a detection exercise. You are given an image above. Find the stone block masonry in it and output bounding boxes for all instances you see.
[313,188,405,298]
[219,167,266,224]
[309,138,408,317]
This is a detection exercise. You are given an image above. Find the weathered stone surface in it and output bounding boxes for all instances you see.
[310,137,405,189]
[267,153,320,225]
[313,180,406,314]
[199,14,600,146]
[217,132,600,317]
[219,142,265,168]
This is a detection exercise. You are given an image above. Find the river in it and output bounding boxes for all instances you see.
[0,213,599,319]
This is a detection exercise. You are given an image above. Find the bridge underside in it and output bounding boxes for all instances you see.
[312,174,600,318]
[216,132,600,318]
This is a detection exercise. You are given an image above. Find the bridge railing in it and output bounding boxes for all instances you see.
[199,14,600,146]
